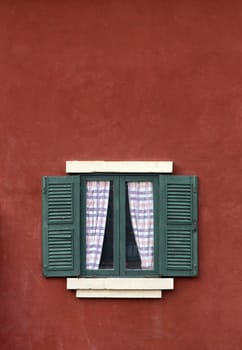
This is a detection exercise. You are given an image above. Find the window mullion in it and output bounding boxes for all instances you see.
[118,176,126,276]
[113,176,120,276]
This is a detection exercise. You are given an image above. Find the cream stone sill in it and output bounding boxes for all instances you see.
[67,278,174,299]
[66,161,173,174]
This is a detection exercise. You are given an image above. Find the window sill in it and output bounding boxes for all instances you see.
[67,278,174,298]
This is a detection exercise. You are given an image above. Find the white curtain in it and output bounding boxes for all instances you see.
[86,181,110,270]
[128,182,154,270]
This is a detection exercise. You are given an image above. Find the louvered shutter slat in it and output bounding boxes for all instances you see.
[160,175,198,277]
[42,176,80,277]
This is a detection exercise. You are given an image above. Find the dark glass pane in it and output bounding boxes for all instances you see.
[125,184,141,270]
[99,183,113,269]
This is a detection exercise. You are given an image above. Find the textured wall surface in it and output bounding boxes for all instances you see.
[1,1,242,349]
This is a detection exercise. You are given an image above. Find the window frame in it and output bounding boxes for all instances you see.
[80,174,160,277]
[80,174,119,277]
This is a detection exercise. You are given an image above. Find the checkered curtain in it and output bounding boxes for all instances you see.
[128,182,154,270]
[86,181,110,270]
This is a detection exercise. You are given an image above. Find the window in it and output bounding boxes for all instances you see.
[42,162,198,281]
[80,175,158,277]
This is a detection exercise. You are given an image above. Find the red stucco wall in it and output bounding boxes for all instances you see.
[1,1,242,349]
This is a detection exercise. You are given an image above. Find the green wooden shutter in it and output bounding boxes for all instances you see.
[42,176,80,277]
[159,175,198,277]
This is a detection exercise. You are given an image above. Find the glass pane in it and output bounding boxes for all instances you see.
[126,182,154,270]
[99,183,113,269]
[126,184,141,269]
[86,181,113,270]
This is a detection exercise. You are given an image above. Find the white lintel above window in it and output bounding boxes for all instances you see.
[66,161,173,174]
[67,278,174,299]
